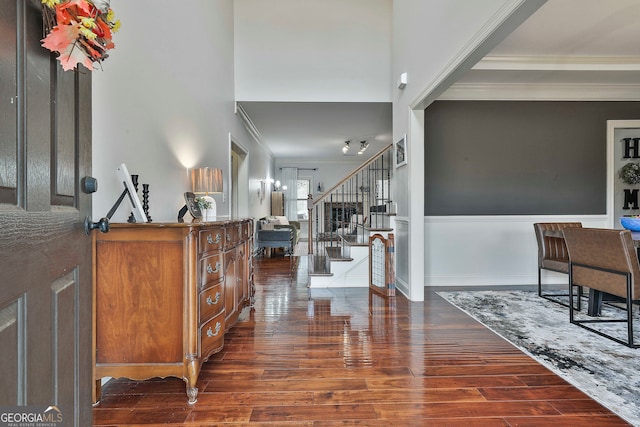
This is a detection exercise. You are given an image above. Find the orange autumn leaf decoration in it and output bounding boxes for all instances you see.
[41,0,120,71]
[41,23,80,52]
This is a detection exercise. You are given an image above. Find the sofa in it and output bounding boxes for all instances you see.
[255,216,300,255]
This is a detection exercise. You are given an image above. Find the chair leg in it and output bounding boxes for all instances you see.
[569,274,575,323]
[577,285,582,312]
[627,298,634,347]
[627,278,634,347]
[567,285,582,311]
[538,267,542,296]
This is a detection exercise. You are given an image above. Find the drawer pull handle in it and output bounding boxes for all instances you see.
[207,233,221,245]
[207,261,221,274]
[207,322,221,337]
[206,291,221,305]
[226,233,231,242]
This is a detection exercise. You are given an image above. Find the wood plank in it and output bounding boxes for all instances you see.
[503,415,630,426]
[478,385,589,401]
[373,401,561,418]
[250,404,377,423]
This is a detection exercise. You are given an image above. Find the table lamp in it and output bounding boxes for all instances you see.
[190,167,223,219]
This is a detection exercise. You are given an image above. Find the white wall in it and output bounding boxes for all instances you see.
[92,0,273,223]
[274,159,365,195]
[234,0,392,102]
[391,0,547,299]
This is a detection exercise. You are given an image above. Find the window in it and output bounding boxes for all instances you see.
[296,179,310,220]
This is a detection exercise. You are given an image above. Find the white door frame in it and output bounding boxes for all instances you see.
[229,133,249,217]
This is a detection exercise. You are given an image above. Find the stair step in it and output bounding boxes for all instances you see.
[308,255,332,276]
[324,246,353,262]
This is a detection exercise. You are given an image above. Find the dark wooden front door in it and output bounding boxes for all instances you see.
[0,1,92,425]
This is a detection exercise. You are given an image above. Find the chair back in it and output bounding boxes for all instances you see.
[533,222,582,266]
[563,228,640,300]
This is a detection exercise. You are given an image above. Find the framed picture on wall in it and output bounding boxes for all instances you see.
[259,180,266,202]
[395,134,407,168]
[607,119,640,226]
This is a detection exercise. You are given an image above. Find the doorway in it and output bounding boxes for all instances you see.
[230,134,249,218]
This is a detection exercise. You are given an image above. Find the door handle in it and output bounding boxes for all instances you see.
[81,176,110,235]
[84,216,110,235]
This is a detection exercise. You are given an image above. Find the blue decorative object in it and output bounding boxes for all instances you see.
[620,216,640,231]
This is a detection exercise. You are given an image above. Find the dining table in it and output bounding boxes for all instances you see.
[542,228,639,316]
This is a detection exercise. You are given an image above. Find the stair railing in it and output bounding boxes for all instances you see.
[307,143,393,256]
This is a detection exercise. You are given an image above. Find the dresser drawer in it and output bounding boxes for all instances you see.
[199,227,224,254]
[199,282,224,322]
[200,311,225,357]
[225,224,240,249]
[200,253,224,287]
[240,221,252,242]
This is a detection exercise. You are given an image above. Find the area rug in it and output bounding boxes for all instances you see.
[293,242,308,256]
[437,290,640,426]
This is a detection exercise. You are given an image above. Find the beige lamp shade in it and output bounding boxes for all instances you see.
[190,167,223,194]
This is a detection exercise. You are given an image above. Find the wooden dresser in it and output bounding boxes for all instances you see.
[92,219,254,404]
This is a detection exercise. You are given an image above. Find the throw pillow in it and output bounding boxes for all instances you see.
[274,216,289,225]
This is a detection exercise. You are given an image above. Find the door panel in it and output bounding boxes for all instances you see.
[0,0,17,203]
[0,1,92,425]
[53,67,76,204]
[0,298,24,405]
[51,271,80,415]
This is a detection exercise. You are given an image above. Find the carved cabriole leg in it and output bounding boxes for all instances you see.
[186,385,198,405]
[185,354,199,404]
[185,229,199,404]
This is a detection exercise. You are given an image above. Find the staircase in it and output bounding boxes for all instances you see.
[306,144,395,288]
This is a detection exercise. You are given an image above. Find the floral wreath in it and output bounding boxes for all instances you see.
[41,0,121,72]
[619,162,640,185]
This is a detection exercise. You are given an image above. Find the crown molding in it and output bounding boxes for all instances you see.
[235,102,262,143]
[439,82,640,101]
[475,55,640,71]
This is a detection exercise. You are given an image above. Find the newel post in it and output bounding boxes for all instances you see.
[307,194,313,255]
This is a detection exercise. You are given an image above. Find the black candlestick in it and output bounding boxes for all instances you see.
[142,183,152,222]
[127,174,139,223]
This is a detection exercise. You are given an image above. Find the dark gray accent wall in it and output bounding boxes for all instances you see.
[425,101,640,215]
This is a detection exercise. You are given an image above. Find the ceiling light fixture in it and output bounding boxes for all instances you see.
[358,140,369,155]
[342,140,350,154]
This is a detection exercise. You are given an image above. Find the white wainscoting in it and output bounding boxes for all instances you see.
[424,215,609,286]
[394,218,410,296]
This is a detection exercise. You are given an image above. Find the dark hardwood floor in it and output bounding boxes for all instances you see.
[93,254,629,426]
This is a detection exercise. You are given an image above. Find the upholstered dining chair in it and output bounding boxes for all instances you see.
[533,222,583,308]
[563,227,640,348]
